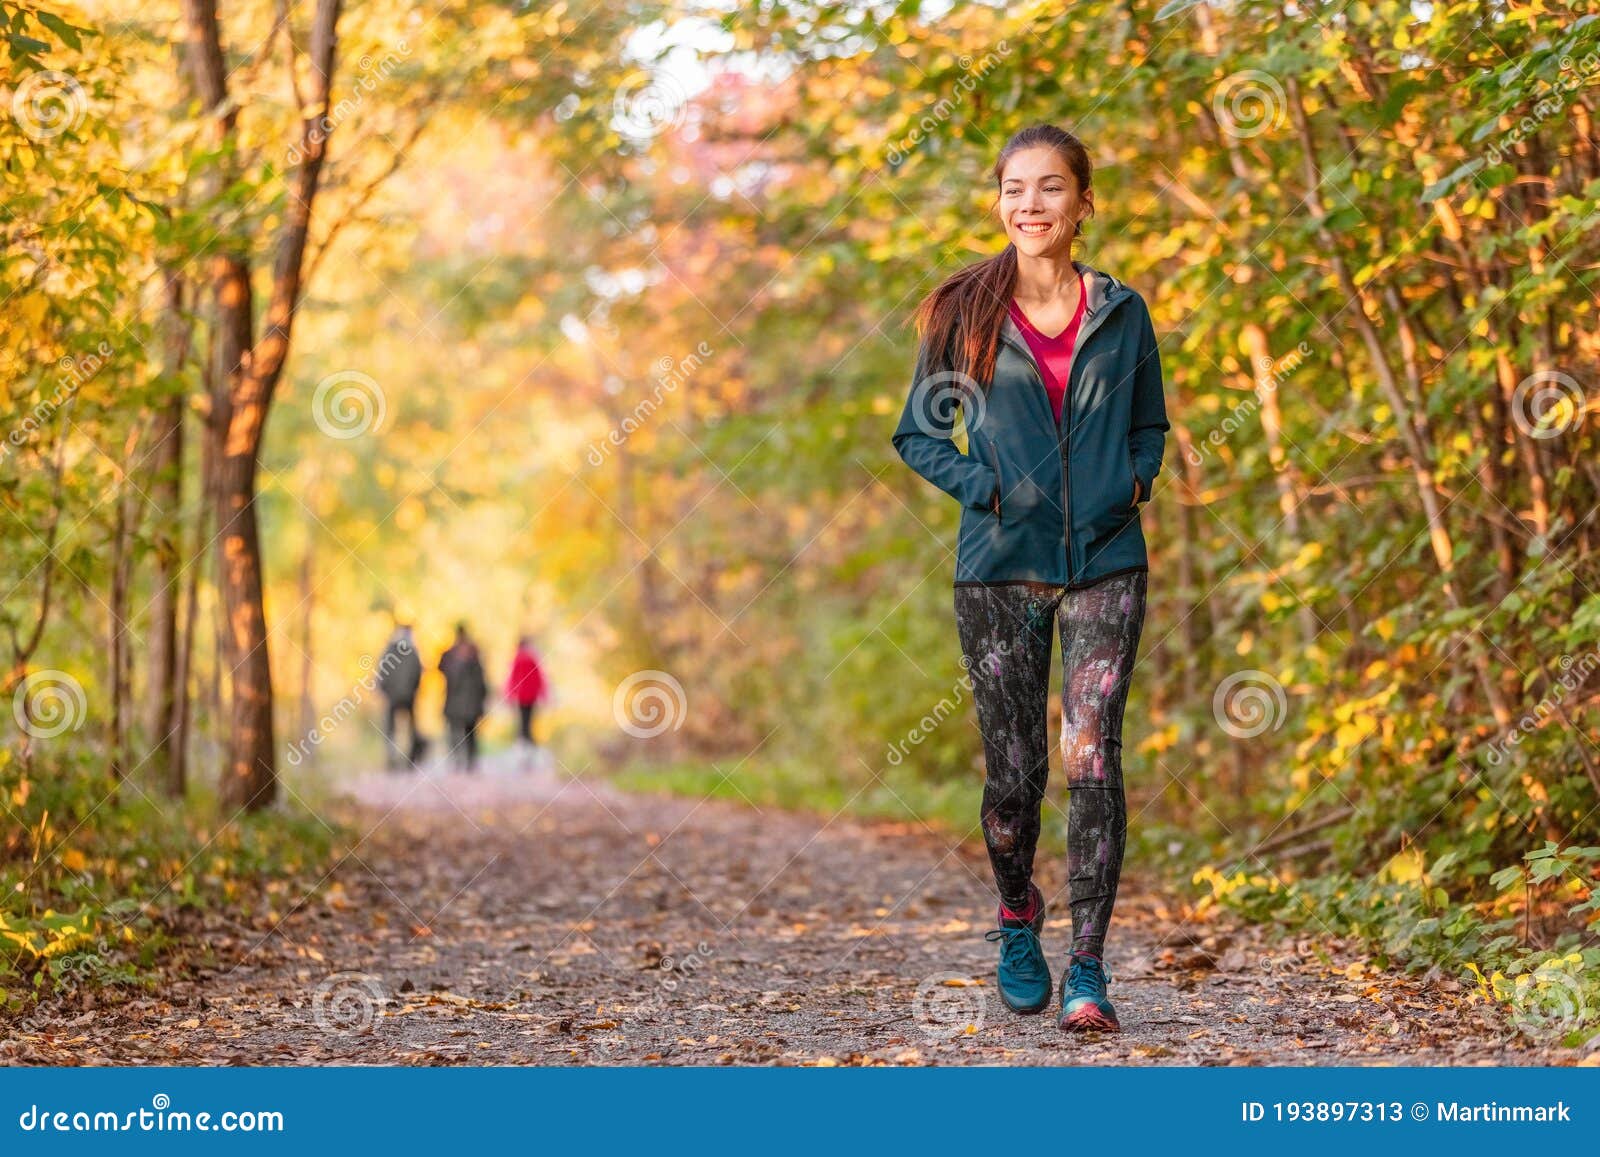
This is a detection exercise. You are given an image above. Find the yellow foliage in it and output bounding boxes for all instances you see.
[1191,863,1280,904]
[1335,719,1372,748]
[394,497,426,532]
[0,910,98,961]
[1138,723,1180,754]
[1380,847,1425,884]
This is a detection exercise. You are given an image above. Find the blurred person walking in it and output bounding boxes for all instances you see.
[438,623,488,772]
[377,623,424,770]
[504,636,549,770]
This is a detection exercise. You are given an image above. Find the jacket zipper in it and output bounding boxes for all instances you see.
[1000,282,1132,584]
[986,434,1002,525]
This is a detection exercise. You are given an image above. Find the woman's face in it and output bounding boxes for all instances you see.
[997,145,1091,258]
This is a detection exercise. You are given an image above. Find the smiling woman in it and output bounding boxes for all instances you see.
[890,122,1171,1035]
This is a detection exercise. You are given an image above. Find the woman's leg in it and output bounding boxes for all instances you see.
[954,582,1060,911]
[1056,570,1148,957]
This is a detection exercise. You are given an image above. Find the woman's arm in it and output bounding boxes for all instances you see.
[1128,298,1170,506]
[890,334,998,511]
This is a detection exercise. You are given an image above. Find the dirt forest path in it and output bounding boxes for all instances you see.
[10,751,1579,1066]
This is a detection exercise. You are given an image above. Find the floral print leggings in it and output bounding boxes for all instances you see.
[953,570,1149,958]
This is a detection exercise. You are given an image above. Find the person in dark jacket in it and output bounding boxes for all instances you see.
[377,624,424,770]
[438,623,488,772]
[504,636,548,767]
[891,124,1170,1035]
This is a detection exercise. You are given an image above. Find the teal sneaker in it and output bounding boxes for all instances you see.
[983,884,1051,1014]
[1058,949,1120,1032]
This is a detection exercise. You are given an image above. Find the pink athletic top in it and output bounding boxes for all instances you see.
[1007,270,1086,426]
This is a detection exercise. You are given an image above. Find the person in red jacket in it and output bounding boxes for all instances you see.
[504,636,548,762]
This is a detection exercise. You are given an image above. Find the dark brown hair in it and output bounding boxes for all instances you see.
[911,124,1094,385]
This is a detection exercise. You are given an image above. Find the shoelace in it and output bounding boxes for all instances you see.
[984,925,1047,980]
[1065,952,1112,1000]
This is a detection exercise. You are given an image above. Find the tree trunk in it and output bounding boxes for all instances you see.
[296,503,316,759]
[1240,323,1317,649]
[183,0,345,812]
[171,507,202,799]
[148,271,189,794]
[108,488,131,785]
[1171,423,1204,709]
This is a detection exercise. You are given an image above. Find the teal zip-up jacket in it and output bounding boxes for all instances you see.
[891,260,1170,587]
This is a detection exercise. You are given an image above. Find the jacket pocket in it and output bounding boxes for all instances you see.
[1084,447,1137,541]
[986,435,1003,525]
